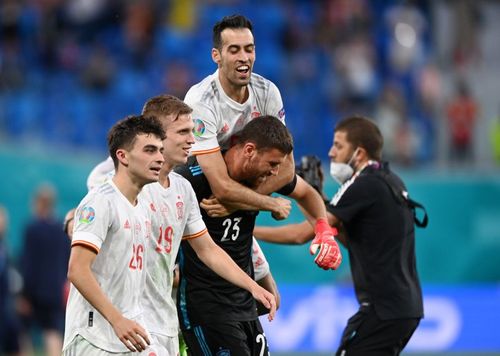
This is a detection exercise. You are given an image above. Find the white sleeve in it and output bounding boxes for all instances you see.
[252,237,270,281]
[265,82,286,125]
[182,183,207,239]
[185,99,221,155]
[86,157,115,191]
[72,193,111,252]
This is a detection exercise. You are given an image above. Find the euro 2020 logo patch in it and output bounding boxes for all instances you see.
[193,118,205,137]
[79,206,95,224]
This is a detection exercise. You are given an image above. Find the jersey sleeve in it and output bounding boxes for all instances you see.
[265,81,286,125]
[276,174,298,196]
[72,193,112,253]
[186,99,221,155]
[252,237,270,281]
[86,156,115,191]
[181,182,207,240]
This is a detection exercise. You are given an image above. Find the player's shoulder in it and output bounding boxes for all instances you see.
[168,171,195,190]
[250,72,272,90]
[79,181,116,210]
[185,72,218,104]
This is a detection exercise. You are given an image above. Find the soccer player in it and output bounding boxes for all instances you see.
[175,116,342,355]
[185,13,337,271]
[63,115,165,354]
[138,95,276,355]
[84,95,277,355]
[184,14,292,218]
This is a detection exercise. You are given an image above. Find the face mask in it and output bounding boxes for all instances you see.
[329,148,359,185]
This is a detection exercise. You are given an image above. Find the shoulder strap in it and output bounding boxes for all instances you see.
[372,167,429,228]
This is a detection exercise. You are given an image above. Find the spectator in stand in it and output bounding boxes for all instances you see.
[446,80,479,165]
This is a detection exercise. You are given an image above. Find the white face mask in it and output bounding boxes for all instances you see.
[329,148,359,185]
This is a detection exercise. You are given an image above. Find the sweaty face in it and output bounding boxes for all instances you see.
[125,133,164,184]
[242,148,285,188]
[162,113,195,170]
[328,131,355,164]
[216,28,255,89]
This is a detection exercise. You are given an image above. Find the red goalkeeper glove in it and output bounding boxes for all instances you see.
[309,218,342,270]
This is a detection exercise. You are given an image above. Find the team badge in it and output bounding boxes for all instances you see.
[193,118,205,137]
[78,206,95,224]
[216,349,230,356]
[278,107,285,118]
[150,203,156,212]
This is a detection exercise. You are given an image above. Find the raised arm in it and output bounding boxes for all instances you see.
[188,232,277,321]
[67,246,150,352]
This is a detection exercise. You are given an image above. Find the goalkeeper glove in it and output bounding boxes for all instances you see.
[309,218,342,270]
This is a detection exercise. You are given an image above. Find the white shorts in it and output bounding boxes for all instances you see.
[150,332,179,356]
[62,335,167,355]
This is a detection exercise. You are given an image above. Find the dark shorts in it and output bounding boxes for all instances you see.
[23,300,65,334]
[336,305,420,356]
[182,319,269,356]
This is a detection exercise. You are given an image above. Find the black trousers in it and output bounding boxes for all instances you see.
[336,305,421,356]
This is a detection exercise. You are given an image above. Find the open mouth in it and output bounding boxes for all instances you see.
[236,65,250,74]
[150,166,161,175]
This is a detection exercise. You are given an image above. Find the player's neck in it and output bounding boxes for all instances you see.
[112,174,141,206]
[218,74,249,104]
[159,171,170,188]
[223,149,240,180]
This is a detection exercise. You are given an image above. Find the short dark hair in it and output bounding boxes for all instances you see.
[236,115,293,155]
[335,116,383,161]
[108,115,166,169]
[142,94,192,127]
[213,14,253,50]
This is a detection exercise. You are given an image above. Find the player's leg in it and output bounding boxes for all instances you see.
[182,322,252,355]
[247,319,269,356]
[336,305,420,355]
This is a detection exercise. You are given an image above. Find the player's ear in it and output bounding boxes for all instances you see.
[116,149,129,167]
[243,142,257,157]
[212,48,221,65]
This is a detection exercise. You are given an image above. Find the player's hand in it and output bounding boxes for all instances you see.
[200,195,235,217]
[309,219,342,270]
[111,316,150,352]
[271,197,292,220]
[250,285,277,322]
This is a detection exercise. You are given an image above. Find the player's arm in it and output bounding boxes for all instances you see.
[287,175,329,225]
[196,151,291,219]
[187,232,277,321]
[251,237,280,314]
[256,273,280,315]
[67,246,150,351]
[254,221,314,245]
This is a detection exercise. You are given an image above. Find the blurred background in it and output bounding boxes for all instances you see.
[0,0,499,355]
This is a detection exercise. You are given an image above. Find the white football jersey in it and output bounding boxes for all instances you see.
[140,172,207,336]
[251,237,270,281]
[185,70,286,154]
[87,156,114,190]
[63,180,152,352]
